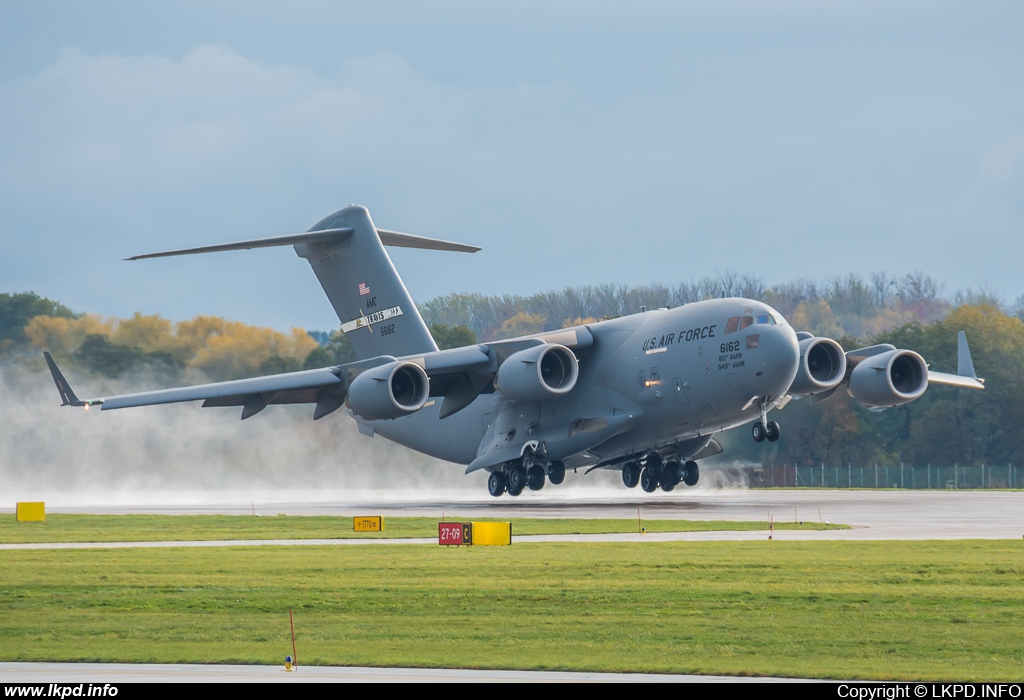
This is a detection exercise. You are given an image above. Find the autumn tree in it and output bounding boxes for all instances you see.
[429,323,477,350]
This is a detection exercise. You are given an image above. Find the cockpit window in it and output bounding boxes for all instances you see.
[726,312,778,333]
[726,313,778,333]
[725,315,755,333]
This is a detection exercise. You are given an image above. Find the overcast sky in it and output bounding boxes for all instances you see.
[2,1,1021,332]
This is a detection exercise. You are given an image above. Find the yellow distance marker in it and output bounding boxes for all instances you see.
[470,521,512,546]
[16,502,45,522]
[353,516,383,532]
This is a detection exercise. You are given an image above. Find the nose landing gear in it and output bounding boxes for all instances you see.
[753,420,781,443]
[752,398,781,443]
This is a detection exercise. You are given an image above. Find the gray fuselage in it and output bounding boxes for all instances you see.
[366,297,800,472]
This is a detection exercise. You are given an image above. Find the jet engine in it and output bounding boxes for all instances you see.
[847,349,928,408]
[495,343,579,402]
[346,361,430,420]
[788,337,847,396]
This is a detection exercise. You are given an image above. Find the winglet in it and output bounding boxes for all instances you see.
[926,331,985,389]
[43,352,101,408]
[957,330,977,379]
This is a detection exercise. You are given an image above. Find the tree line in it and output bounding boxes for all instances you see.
[0,292,480,383]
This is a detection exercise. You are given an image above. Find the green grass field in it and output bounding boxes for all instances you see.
[1,539,1021,680]
[0,514,844,543]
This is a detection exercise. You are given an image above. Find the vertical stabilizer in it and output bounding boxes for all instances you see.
[294,206,439,360]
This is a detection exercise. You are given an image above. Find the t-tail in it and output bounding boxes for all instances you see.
[126,205,480,360]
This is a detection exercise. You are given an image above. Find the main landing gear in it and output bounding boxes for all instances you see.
[621,454,700,492]
[486,446,566,497]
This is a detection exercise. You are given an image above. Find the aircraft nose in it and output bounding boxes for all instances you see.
[755,325,800,394]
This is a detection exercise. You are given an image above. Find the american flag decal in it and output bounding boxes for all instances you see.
[358,282,370,296]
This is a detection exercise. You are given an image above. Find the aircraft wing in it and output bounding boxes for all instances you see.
[44,324,593,421]
[45,348,491,421]
[45,351,349,419]
[44,343,497,421]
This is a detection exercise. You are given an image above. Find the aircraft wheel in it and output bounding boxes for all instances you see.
[766,421,781,442]
[506,462,527,495]
[487,471,506,497]
[548,460,566,485]
[660,480,676,492]
[752,422,767,443]
[683,460,700,487]
[663,460,683,487]
[646,455,664,481]
[527,465,546,491]
[640,468,659,493]
[622,461,641,488]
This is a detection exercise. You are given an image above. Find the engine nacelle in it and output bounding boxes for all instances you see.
[346,361,429,420]
[847,349,928,408]
[788,337,847,396]
[495,343,579,403]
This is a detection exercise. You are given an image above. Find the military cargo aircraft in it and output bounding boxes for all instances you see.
[45,206,985,497]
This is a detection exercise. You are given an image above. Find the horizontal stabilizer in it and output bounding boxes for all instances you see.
[377,229,481,253]
[126,227,479,261]
[126,228,354,260]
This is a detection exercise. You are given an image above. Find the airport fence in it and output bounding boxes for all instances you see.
[745,464,1023,489]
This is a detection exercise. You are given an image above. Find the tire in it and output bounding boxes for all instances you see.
[766,420,781,443]
[527,465,546,491]
[683,460,699,487]
[487,471,506,497]
[663,460,683,487]
[646,455,664,481]
[640,467,659,493]
[507,463,527,494]
[752,422,766,443]
[548,461,566,485]
[621,461,641,488]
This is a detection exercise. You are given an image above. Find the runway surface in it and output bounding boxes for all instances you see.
[0,662,805,683]
[6,489,1021,545]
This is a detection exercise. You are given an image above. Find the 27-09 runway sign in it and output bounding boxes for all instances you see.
[438,521,512,546]
[438,522,473,545]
